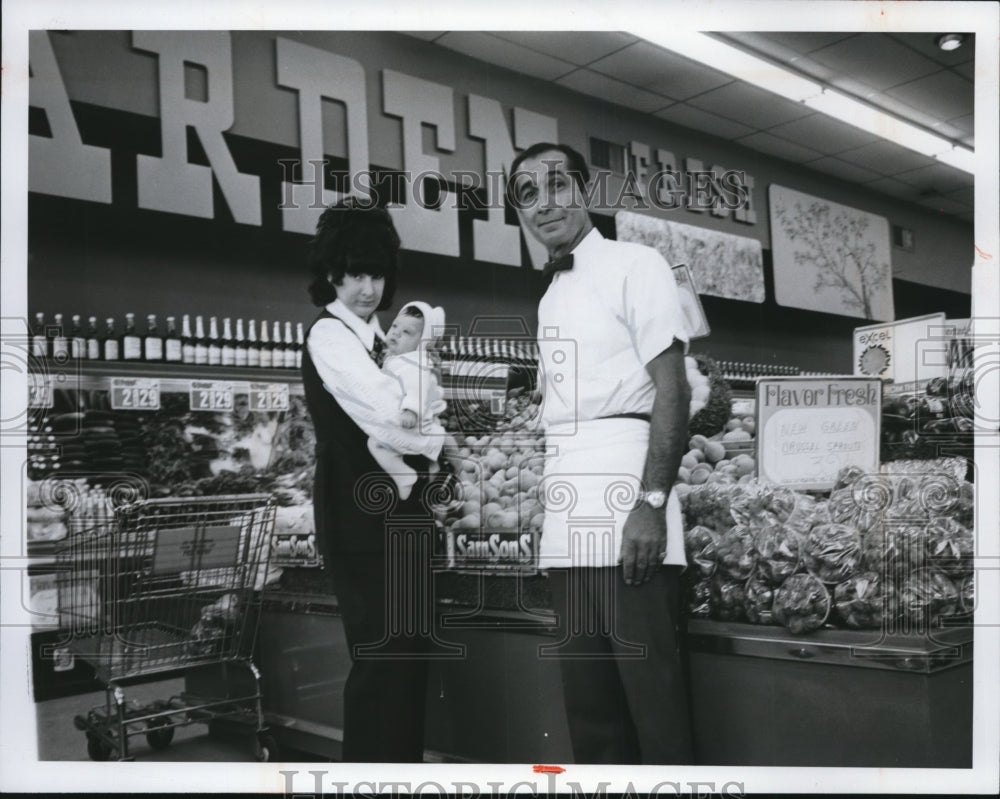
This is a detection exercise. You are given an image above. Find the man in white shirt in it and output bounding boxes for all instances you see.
[507,142,694,764]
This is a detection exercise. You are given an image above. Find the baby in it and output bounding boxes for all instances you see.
[368,301,453,499]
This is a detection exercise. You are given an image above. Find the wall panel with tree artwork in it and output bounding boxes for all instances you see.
[769,185,894,321]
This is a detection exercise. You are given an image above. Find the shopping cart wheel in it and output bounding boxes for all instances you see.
[255,733,279,762]
[145,718,175,750]
[86,733,113,762]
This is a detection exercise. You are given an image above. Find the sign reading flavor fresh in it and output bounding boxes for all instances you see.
[756,377,881,491]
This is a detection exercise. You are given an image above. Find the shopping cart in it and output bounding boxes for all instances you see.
[55,493,278,761]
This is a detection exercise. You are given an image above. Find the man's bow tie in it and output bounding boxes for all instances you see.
[543,253,574,279]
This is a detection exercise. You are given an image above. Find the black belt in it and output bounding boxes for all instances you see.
[597,412,651,422]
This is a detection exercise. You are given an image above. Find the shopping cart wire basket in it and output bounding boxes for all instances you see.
[55,493,278,761]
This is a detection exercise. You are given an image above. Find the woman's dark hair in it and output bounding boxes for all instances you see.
[307,198,401,310]
[505,142,590,209]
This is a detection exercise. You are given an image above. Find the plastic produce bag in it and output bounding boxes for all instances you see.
[925,516,974,575]
[683,483,740,534]
[753,523,802,586]
[686,576,713,619]
[710,574,746,622]
[803,523,863,584]
[833,571,894,629]
[860,523,926,575]
[683,524,719,578]
[715,524,758,582]
[900,568,959,624]
[772,573,830,634]
[729,479,797,529]
[744,573,775,625]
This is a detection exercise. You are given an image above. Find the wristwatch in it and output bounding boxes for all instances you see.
[640,489,667,509]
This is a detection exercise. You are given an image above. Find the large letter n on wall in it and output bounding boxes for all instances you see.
[133,31,261,225]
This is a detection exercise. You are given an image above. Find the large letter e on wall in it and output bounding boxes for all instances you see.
[133,31,261,225]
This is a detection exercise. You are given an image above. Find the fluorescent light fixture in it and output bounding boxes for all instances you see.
[631,29,822,103]
[633,30,975,175]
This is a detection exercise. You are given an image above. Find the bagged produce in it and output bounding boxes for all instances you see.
[829,478,888,533]
[833,572,895,629]
[834,464,866,490]
[753,523,802,585]
[772,573,830,634]
[744,573,774,625]
[686,576,713,619]
[728,479,797,529]
[957,574,975,616]
[803,523,863,584]
[715,524,758,582]
[900,568,959,624]
[925,516,974,575]
[683,524,719,578]
[710,574,746,622]
[683,483,740,534]
[860,523,926,575]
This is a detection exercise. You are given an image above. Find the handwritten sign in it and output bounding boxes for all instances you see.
[190,380,233,412]
[756,377,881,491]
[249,382,289,412]
[110,377,160,410]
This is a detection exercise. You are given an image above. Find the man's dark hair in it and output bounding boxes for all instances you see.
[307,198,400,310]
[505,142,591,209]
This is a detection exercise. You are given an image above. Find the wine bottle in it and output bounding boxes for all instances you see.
[51,313,70,360]
[283,321,296,368]
[207,317,222,366]
[234,318,248,367]
[181,314,195,364]
[259,320,273,368]
[70,315,86,359]
[86,316,101,360]
[194,316,209,366]
[102,318,120,361]
[143,314,163,362]
[221,318,236,367]
[271,321,285,368]
[31,312,48,359]
[121,313,142,361]
[246,320,260,367]
[164,316,183,362]
[295,322,304,368]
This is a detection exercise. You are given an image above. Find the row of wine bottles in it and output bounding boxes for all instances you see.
[30,312,305,369]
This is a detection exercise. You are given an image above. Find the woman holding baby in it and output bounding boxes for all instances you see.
[301,199,450,763]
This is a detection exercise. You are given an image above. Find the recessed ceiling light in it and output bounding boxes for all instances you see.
[936,33,965,52]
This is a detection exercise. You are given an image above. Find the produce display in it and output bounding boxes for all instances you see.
[682,460,974,634]
[881,370,974,461]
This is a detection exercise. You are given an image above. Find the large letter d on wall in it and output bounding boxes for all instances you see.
[133,32,261,225]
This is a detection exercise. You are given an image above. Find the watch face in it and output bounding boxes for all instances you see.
[645,490,667,509]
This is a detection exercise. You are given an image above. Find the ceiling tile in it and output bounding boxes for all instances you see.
[435,32,576,82]
[805,156,884,183]
[884,71,974,123]
[685,81,813,130]
[948,114,975,136]
[734,131,824,163]
[588,41,731,100]
[945,186,975,206]
[767,113,879,155]
[555,68,670,114]
[864,176,924,202]
[953,61,975,81]
[835,140,937,176]
[913,194,974,216]
[892,162,974,194]
[491,31,638,66]
[402,31,446,42]
[808,34,941,91]
[746,32,855,55]
[653,102,755,140]
[865,91,958,133]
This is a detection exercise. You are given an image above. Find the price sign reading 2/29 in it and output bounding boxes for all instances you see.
[249,382,289,412]
[110,377,161,410]
[190,381,233,412]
